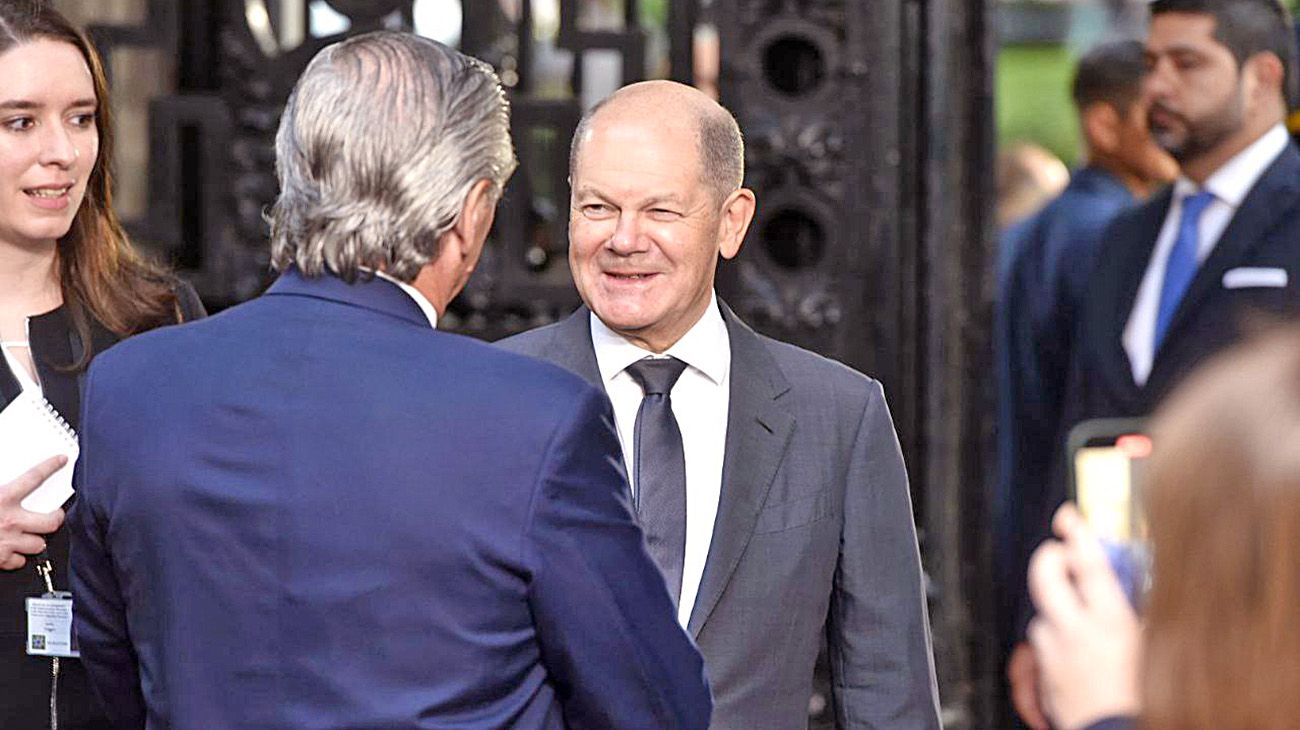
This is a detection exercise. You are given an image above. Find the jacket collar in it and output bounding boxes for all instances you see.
[264,266,433,329]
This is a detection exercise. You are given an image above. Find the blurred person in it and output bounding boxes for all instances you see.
[68,32,711,730]
[1012,0,1300,725]
[1029,324,1300,730]
[499,80,941,730]
[0,2,204,728]
[997,38,1177,720]
[996,141,1070,230]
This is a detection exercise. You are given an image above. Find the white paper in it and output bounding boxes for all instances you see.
[0,389,78,513]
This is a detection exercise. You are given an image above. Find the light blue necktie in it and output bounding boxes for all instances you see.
[1154,190,1216,350]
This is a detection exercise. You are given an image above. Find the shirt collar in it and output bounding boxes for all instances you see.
[372,270,439,329]
[1175,123,1290,207]
[590,291,730,386]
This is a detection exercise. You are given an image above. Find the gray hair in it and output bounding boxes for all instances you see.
[569,91,744,204]
[270,31,516,282]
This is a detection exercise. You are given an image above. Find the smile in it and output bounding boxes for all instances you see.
[23,185,75,211]
[26,186,71,199]
[606,272,657,280]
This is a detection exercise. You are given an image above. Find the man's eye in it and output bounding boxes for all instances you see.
[583,204,613,216]
[649,208,681,220]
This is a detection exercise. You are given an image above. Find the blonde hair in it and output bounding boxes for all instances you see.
[1142,325,1300,730]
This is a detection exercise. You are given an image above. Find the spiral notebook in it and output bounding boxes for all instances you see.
[0,389,79,514]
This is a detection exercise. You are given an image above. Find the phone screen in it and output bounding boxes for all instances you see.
[1073,433,1151,543]
[1068,422,1152,608]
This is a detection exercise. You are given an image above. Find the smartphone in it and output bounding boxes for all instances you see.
[1066,418,1151,608]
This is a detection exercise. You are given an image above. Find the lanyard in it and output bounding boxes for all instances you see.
[34,554,62,730]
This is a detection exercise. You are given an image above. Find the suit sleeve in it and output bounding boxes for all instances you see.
[995,224,1051,650]
[68,365,147,730]
[524,385,712,730]
[827,381,941,729]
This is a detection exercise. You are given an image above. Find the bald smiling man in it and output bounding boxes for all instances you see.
[499,81,942,730]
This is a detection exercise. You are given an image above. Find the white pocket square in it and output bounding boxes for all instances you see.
[1223,267,1289,289]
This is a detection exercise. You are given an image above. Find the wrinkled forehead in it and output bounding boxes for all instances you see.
[573,119,709,204]
[575,110,703,175]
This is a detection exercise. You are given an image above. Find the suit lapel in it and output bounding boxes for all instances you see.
[686,304,794,638]
[1091,189,1170,409]
[539,307,603,387]
[1150,144,1300,386]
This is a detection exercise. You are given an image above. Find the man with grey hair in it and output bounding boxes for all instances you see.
[68,33,711,730]
[500,80,941,729]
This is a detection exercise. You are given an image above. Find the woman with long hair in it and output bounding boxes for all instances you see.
[0,2,204,726]
[1028,325,1300,730]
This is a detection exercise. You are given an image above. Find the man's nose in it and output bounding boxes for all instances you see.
[1143,59,1174,101]
[607,212,649,254]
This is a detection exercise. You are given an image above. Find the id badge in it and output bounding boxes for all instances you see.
[26,591,80,658]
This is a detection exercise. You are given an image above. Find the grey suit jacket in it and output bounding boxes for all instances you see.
[497,303,941,730]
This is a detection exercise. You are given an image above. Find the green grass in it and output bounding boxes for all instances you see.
[997,44,1080,167]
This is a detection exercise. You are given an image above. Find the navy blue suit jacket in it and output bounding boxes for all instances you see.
[68,269,712,730]
[994,167,1135,645]
[1017,142,1300,626]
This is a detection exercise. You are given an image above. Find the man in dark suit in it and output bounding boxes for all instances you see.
[1010,1,1300,726]
[995,39,1177,710]
[498,81,940,729]
[67,33,711,730]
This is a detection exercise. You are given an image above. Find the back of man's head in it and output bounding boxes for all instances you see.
[1150,0,1298,107]
[1073,40,1147,116]
[270,31,516,282]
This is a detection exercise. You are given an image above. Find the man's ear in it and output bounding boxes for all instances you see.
[718,188,756,260]
[1245,51,1285,102]
[421,179,497,310]
[1081,102,1120,156]
[441,178,498,265]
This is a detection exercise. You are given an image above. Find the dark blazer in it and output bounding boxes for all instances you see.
[1018,142,1300,615]
[68,269,712,730]
[994,167,1136,647]
[498,303,941,730]
[0,283,204,730]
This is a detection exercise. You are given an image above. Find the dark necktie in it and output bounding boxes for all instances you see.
[1154,190,1216,351]
[625,356,689,607]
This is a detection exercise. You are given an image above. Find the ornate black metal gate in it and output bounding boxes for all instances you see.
[75,0,998,725]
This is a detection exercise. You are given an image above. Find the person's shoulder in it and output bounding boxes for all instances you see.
[494,317,570,357]
[1087,185,1171,251]
[445,330,596,397]
[747,327,882,403]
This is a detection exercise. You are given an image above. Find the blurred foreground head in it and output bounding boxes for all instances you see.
[270,31,516,285]
[1143,324,1300,729]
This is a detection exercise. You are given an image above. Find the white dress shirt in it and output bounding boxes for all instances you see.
[590,293,730,628]
[373,270,439,328]
[1123,123,1290,385]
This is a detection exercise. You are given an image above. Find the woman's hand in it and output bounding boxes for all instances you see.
[1027,504,1141,730]
[0,456,67,570]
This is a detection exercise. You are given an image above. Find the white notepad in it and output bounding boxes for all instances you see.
[0,389,79,513]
